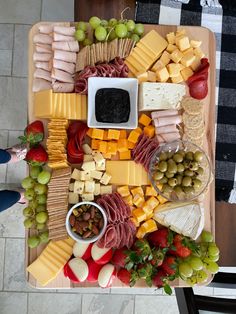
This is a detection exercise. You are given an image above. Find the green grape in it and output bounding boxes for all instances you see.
[83,38,93,46]
[36,204,46,213]
[34,183,47,195]
[95,26,107,41]
[76,21,87,31]
[89,16,101,29]
[21,176,35,189]
[200,242,208,254]
[196,270,208,283]
[29,199,38,210]
[115,24,128,38]
[179,262,193,278]
[36,194,47,205]
[23,207,33,217]
[108,30,117,41]
[201,230,213,242]
[74,29,86,42]
[24,218,34,228]
[37,170,51,185]
[189,256,203,271]
[36,223,46,230]
[100,19,108,27]
[126,19,135,31]
[36,212,48,224]
[30,166,42,179]
[205,261,219,274]
[208,245,219,257]
[208,254,219,262]
[186,276,197,286]
[134,23,144,35]
[28,235,40,248]
[131,33,140,42]
[39,231,49,243]
[109,18,117,26]
[24,189,35,201]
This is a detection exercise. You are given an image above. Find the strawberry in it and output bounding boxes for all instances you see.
[150,249,164,267]
[152,270,167,288]
[111,247,128,268]
[170,235,192,258]
[19,120,44,145]
[161,256,177,276]
[25,144,48,166]
[147,228,173,249]
[117,268,131,286]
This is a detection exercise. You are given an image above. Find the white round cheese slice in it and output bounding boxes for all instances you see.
[68,257,88,282]
[98,264,115,288]
[91,243,111,261]
[73,242,90,258]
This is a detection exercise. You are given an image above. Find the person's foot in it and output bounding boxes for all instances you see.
[15,188,27,204]
[6,144,27,163]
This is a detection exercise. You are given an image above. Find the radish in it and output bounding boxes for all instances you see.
[91,243,113,265]
[73,242,92,260]
[98,263,116,288]
[64,257,88,283]
[87,258,102,282]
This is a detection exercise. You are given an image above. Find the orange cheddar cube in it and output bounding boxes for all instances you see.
[119,150,131,160]
[131,187,144,197]
[86,128,93,138]
[98,141,107,153]
[130,217,140,228]
[102,152,112,159]
[139,113,152,126]
[92,128,104,140]
[117,185,130,197]
[107,129,120,140]
[128,130,141,144]
[119,130,127,139]
[128,141,136,149]
[132,208,146,223]
[136,225,146,239]
[146,212,154,220]
[124,194,133,206]
[144,125,155,138]
[135,127,142,134]
[157,194,168,205]
[103,130,108,140]
[145,186,158,197]
[142,219,157,233]
[133,194,145,207]
[107,142,117,155]
[117,139,129,152]
[91,139,99,150]
[143,196,159,212]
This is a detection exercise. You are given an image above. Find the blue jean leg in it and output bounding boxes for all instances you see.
[0,149,11,164]
[0,190,21,213]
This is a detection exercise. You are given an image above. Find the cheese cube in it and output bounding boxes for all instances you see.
[132,208,146,223]
[130,217,140,227]
[91,139,99,150]
[124,194,133,206]
[147,71,156,82]
[102,152,112,159]
[107,129,120,140]
[82,144,92,155]
[182,47,193,55]
[90,170,103,180]
[119,130,127,139]
[166,44,177,53]
[142,219,158,233]
[80,171,91,181]
[151,60,165,72]
[167,63,180,78]
[85,180,95,193]
[81,161,96,171]
[98,141,107,154]
[133,194,145,207]
[92,128,104,140]
[176,28,186,37]
[83,154,94,162]
[128,141,135,149]
[135,127,143,134]
[190,40,202,48]
[100,185,112,195]
[93,151,105,164]
[136,71,148,83]
[160,51,171,65]
[156,67,169,82]
[136,225,146,239]
[180,52,196,67]
[96,162,106,171]
[86,128,93,138]
[170,49,183,63]
[117,185,130,197]
[181,66,194,81]
[107,142,117,155]
[103,130,108,140]
[100,172,111,185]
[157,194,168,204]
[128,130,141,144]
[138,113,152,126]
[146,212,154,220]
[69,192,79,204]
[144,196,159,211]
[81,193,94,201]
[171,74,184,83]
[131,187,144,197]
[94,183,101,196]
[117,139,129,152]
[74,181,84,194]
[176,35,190,52]
[69,183,74,192]
[145,186,158,197]
[166,32,175,44]
[144,125,155,138]
[190,56,201,71]
[119,150,131,160]
[71,168,81,180]
[194,47,205,59]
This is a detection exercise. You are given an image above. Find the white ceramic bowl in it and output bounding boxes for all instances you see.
[66,201,107,243]
[87,77,138,129]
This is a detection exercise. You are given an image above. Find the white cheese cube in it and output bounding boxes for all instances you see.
[74,181,84,194]
[81,193,94,201]
[69,183,74,191]
[100,172,112,185]
[190,40,202,48]
[92,151,105,164]
[94,183,101,196]
[82,143,93,155]
[85,180,95,193]
[69,192,79,204]
[83,154,94,162]
[96,161,106,171]
[81,161,96,171]
[80,171,91,181]
[100,185,112,195]
[90,170,103,180]
[71,168,81,180]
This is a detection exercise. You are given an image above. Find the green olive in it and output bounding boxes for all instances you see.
[167,151,174,159]
[192,179,202,189]
[165,171,174,178]
[176,175,183,185]
[158,161,168,172]
[194,151,204,162]
[174,186,184,195]
[159,152,168,161]
[183,160,190,169]
[182,176,192,187]
[159,177,168,184]
[184,186,195,194]
[168,178,177,187]
[163,184,172,193]
[167,162,177,174]
[186,151,194,161]
[189,161,199,171]
[173,153,184,163]
[177,164,185,173]
[178,150,186,157]
[153,171,164,181]
[196,167,204,176]
[184,169,194,177]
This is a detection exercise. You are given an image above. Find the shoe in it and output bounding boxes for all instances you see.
[6,144,27,163]
[15,188,27,204]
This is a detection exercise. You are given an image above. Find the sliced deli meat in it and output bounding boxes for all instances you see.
[33,52,52,62]
[153,115,182,128]
[52,82,74,93]
[54,26,76,36]
[54,49,77,63]
[32,78,51,92]
[35,61,52,71]
[35,43,52,53]
[151,109,178,120]
[157,132,181,143]
[33,33,53,44]
[38,24,53,34]
[53,33,75,42]
[155,124,178,134]
[51,68,74,84]
[34,68,52,82]
[52,41,79,52]
[53,59,75,74]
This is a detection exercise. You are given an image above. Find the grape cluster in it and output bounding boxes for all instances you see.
[74,16,144,45]
[21,166,51,248]
[178,230,220,285]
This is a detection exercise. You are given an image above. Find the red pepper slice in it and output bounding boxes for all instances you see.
[189,79,208,100]
[67,121,88,164]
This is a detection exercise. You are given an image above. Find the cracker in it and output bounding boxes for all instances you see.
[103,41,107,62]
[181,97,203,115]
[185,125,205,139]
[183,112,204,129]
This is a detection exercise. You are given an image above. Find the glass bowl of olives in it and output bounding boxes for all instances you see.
[149,140,212,202]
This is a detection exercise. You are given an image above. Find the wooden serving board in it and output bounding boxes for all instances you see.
[26,22,216,289]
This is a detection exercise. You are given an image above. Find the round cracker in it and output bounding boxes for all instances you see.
[181,97,203,115]
[185,124,205,138]
[182,134,204,147]
[183,112,204,129]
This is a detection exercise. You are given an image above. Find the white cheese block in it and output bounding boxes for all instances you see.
[71,168,81,180]
[94,183,101,196]
[69,183,74,191]
[139,82,186,111]
[85,180,95,193]
[69,192,79,204]
[83,154,94,162]
[74,181,84,194]
[90,170,103,180]
[100,173,112,185]
[154,201,204,240]
[80,171,91,181]
[100,185,112,195]
[81,161,96,171]
[81,193,94,201]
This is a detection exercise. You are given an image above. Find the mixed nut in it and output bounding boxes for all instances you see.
[69,203,104,239]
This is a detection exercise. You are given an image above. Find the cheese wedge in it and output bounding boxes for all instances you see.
[154,201,204,240]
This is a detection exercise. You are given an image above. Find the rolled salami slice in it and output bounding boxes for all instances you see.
[153,115,182,128]
[151,109,178,120]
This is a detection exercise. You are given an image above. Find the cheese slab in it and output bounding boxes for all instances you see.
[139,82,186,111]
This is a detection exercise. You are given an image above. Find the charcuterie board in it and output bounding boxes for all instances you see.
[26,22,216,289]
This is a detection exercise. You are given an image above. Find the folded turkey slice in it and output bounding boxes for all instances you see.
[153,201,204,240]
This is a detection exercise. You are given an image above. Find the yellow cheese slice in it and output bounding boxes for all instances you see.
[38,255,60,273]
[41,250,66,267]
[133,47,154,65]
[66,93,71,119]
[34,89,53,118]
[136,42,156,59]
[27,258,57,287]
[81,95,87,120]
[55,240,73,255]
[140,30,168,57]
[43,248,67,265]
[52,92,58,118]
[76,94,82,119]
[47,243,71,260]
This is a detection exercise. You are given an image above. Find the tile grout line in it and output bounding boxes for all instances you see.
[5,130,9,183]
[80,293,83,314]
[11,24,15,77]
[2,238,6,291]
[40,0,43,21]
[0,74,27,79]
[133,295,136,314]
[26,292,29,314]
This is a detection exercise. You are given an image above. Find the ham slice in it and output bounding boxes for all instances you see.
[157,132,181,143]
[34,68,52,82]
[53,59,75,74]
[54,26,75,36]
[156,124,178,134]
[153,115,182,128]
[52,82,74,93]
[51,68,74,83]
[35,61,52,71]
[151,109,178,120]
[33,33,53,45]
[32,78,51,92]
[52,41,79,52]
[38,24,53,34]
[54,50,76,63]
[35,43,52,53]
[53,33,75,42]
[33,52,52,62]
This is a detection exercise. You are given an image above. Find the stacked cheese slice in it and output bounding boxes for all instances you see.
[34,89,87,120]
[106,161,149,186]
[27,237,74,286]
